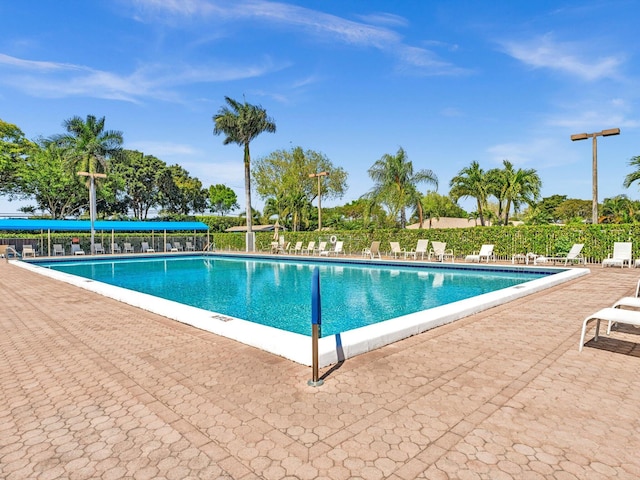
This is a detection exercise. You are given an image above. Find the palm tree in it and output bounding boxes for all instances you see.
[364,147,437,228]
[449,161,490,226]
[53,115,123,251]
[213,97,276,251]
[500,160,541,225]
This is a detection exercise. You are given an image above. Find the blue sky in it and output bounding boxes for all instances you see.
[1,0,639,215]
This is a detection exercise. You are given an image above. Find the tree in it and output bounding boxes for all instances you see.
[449,161,490,226]
[161,164,207,215]
[253,146,348,231]
[213,97,276,251]
[536,195,567,223]
[363,147,437,228]
[0,119,36,196]
[499,160,542,225]
[110,150,168,219]
[623,156,640,192]
[601,194,639,224]
[554,199,591,223]
[208,184,239,215]
[417,191,467,227]
[17,142,86,218]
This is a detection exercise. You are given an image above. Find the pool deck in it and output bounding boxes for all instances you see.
[2,258,640,479]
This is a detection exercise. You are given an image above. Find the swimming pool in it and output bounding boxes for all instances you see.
[18,253,588,366]
[35,255,549,336]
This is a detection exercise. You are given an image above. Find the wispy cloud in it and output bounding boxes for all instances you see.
[125,141,200,157]
[0,53,285,102]
[487,137,565,168]
[500,33,623,81]
[128,0,467,75]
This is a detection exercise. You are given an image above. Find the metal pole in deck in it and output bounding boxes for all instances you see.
[308,267,324,387]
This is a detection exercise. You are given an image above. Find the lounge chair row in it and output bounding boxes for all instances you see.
[271,239,346,256]
[579,280,640,351]
[48,241,197,256]
[361,240,455,262]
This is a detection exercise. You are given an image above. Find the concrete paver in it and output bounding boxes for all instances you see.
[1,259,640,479]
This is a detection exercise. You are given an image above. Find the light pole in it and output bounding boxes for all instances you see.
[570,128,620,225]
[77,171,107,254]
[309,171,329,231]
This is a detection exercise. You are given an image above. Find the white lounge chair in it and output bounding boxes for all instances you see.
[301,241,315,255]
[141,242,155,253]
[166,243,178,252]
[362,241,381,259]
[321,240,344,256]
[53,244,65,256]
[389,242,406,259]
[537,243,585,265]
[579,307,640,351]
[406,239,429,260]
[22,245,36,257]
[314,241,328,255]
[111,243,122,254]
[289,241,303,255]
[71,244,85,255]
[429,241,454,262]
[602,242,632,268]
[465,244,494,263]
[93,243,106,254]
[172,241,184,251]
[185,241,196,251]
[123,242,135,253]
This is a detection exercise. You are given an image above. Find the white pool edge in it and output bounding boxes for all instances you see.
[12,259,588,368]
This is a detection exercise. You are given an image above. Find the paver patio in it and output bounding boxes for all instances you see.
[1,258,640,479]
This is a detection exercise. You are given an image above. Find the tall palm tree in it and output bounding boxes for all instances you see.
[364,147,437,228]
[500,160,541,225]
[213,97,276,251]
[53,115,123,251]
[449,161,489,226]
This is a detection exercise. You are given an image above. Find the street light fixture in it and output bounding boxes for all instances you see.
[309,171,329,231]
[570,128,620,225]
[77,171,107,254]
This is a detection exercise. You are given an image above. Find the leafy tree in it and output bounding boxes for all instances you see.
[161,164,207,215]
[554,198,591,223]
[110,150,168,219]
[0,119,36,196]
[208,184,239,215]
[536,195,567,223]
[416,191,467,227]
[253,146,348,231]
[601,194,639,224]
[213,97,276,250]
[449,161,490,226]
[499,160,542,225]
[363,147,437,228]
[17,142,86,218]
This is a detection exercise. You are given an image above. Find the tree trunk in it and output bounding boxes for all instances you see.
[244,143,254,252]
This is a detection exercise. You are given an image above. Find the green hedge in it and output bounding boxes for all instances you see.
[3,224,640,262]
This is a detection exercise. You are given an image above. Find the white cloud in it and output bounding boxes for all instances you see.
[0,53,285,102]
[127,0,467,75]
[487,137,568,169]
[125,141,200,157]
[500,33,623,81]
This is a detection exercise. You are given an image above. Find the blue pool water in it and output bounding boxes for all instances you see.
[38,255,549,336]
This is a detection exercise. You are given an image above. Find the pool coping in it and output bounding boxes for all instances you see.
[13,254,589,367]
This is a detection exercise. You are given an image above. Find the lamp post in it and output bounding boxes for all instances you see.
[309,171,329,231]
[570,128,620,225]
[77,171,107,254]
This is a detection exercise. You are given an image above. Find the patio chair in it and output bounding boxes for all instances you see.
[165,243,178,252]
[289,241,303,254]
[172,241,184,251]
[71,244,85,255]
[185,241,196,251]
[123,242,135,253]
[111,243,122,254]
[22,245,36,258]
[429,241,454,262]
[314,241,328,255]
[602,242,632,268]
[465,244,494,263]
[362,241,381,259]
[321,240,344,256]
[53,244,65,256]
[93,243,106,254]
[141,242,155,253]
[389,242,406,259]
[406,239,429,260]
[579,307,640,352]
[301,241,315,255]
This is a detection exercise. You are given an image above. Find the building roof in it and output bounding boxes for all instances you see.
[406,217,491,229]
[0,219,209,232]
[225,224,283,232]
